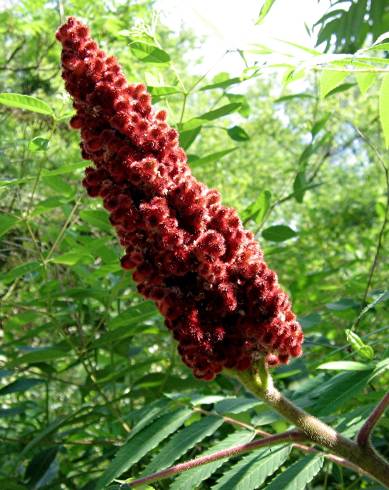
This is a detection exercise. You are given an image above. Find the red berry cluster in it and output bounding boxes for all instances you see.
[56,17,304,380]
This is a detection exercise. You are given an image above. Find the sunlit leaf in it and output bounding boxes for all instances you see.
[256,0,276,24]
[130,41,170,64]
[200,76,243,91]
[379,73,389,148]
[50,250,94,266]
[242,190,271,226]
[319,70,348,98]
[317,361,372,371]
[29,137,49,152]
[0,93,54,116]
[346,329,375,361]
[355,71,376,95]
[189,148,237,168]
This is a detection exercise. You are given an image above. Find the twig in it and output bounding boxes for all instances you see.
[357,391,389,447]
[352,126,389,311]
[45,195,82,261]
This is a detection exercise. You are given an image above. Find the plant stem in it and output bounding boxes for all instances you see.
[346,124,389,318]
[357,391,389,447]
[123,431,305,488]
[236,369,389,488]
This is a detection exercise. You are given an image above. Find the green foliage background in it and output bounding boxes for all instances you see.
[0,0,388,489]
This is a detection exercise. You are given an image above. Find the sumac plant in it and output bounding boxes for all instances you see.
[54,17,389,489]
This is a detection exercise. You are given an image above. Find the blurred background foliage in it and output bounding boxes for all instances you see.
[0,0,388,489]
[315,0,389,52]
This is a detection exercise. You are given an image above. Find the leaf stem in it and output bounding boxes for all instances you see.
[122,431,305,488]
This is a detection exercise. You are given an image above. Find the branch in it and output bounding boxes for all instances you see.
[357,391,389,447]
[122,431,305,488]
[235,368,389,487]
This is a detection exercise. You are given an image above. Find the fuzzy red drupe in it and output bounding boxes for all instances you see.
[56,17,304,380]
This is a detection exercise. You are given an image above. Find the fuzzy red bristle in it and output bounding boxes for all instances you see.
[57,16,304,380]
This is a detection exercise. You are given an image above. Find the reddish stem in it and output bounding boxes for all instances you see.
[357,391,389,447]
[123,431,305,488]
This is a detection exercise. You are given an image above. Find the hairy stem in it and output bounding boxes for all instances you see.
[236,369,389,488]
[357,391,389,447]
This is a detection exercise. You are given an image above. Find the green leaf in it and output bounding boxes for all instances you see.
[317,361,372,371]
[200,77,242,91]
[130,41,170,64]
[325,82,355,98]
[275,93,314,103]
[20,413,78,458]
[345,329,375,360]
[12,345,70,366]
[180,103,242,131]
[96,408,192,489]
[277,38,321,56]
[0,162,86,188]
[25,447,58,487]
[310,370,375,415]
[265,454,323,490]
[170,430,255,490]
[90,303,158,348]
[256,0,276,24]
[379,73,389,148]
[293,172,307,203]
[262,225,297,242]
[0,377,44,396]
[214,397,262,414]
[0,93,54,117]
[311,115,330,137]
[31,196,71,217]
[141,416,223,475]
[0,214,18,238]
[319,70,348,98]
[0,261,42,284]
[189,148,237,168]
[242,190,271,226]
[366,42,389,51]
[352,290,388,329]
[326,298,359,311]
[29,137,49,152]
[148,85,180,99]
[50,250,94,266]
[79,209,112,233]
[355,72,376,95]
[212,446,290,490]
[179,127,201,150]
[298,313,321,329]
[227,126,250,141]
[109,302,156,329]
[226,93,250,117]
